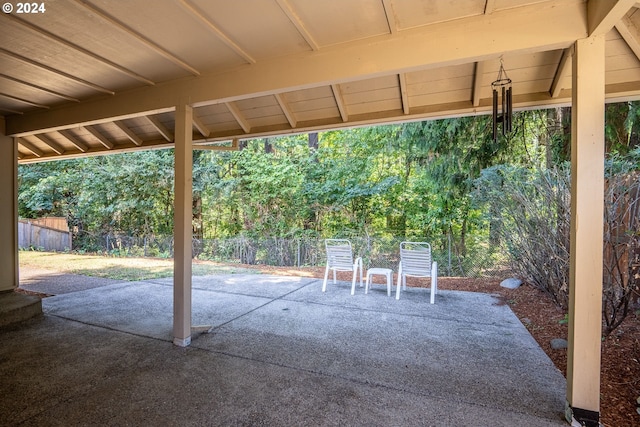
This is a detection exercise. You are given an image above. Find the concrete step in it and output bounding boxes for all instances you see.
[0,291,42,327]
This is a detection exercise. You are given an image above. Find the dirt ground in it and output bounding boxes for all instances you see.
[249,265,640,427]
[17,262,640,426]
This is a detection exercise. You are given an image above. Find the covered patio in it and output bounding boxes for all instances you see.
[1,273,566,425]
[2,1,640,424]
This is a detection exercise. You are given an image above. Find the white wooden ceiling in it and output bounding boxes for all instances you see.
[2,0,640,162]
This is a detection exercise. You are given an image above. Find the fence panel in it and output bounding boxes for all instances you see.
[18,221,72,251]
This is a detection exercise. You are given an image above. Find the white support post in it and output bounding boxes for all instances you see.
[173,104,193,347]
[0,117,18,293]
[565,36,605,427]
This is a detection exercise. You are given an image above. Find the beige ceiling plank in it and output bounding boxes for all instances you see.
[34,134,65,155]
[275,93,297,127]
[382,0,398,34]
[0,48,115,95]
[550,48,572,98]
[17,138,43,157]
[398,73,410,114]
[114,121,143,146]
[85,125,114,149]
[57,130,88,152]
[73,0,199,76]
[0,75,80,102]
[3,13,155,85]
[178,0,256,64]
[588,0,636,36]
[146,115,174,141]
[484,0,496,14]
[225,102,251,133]
[472,61,486,107]
[0,93,49,109]
[276,0,319,49]
[192,113,211,138]
[7,0,588,136]
[331,84,348,122]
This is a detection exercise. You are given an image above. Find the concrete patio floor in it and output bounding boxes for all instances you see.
[1,274,567,426]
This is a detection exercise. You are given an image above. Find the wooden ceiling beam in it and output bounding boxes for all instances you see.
[2,13,155,85]
[57,130,88,152]
[192,113,211,138]
[615,16,640,63]
[73,0,199,76]
[398,73,410,114]
[17,138,43,157]
[33,134,65,155]
[193,139,240,151]
[276,0,319,50]
[226,102,251,133]
[0,48,115,95]
[178,0,256,64]
[484,0,496,14]
[0,74,80,102]
[472,61,486,107]
[114,121,143,146]
[331,84,348,122]
[7,0,588,136]
[85,125,114,149]
[550,48,572,98]
[146,115,174,141]
[0,93,49,109]
[382,0,398,34]
[274,93,297,128]
[588,0,636,36]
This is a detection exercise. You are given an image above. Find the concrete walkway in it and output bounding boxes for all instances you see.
[1,274,567,426]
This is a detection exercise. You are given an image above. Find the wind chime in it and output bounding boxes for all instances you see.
[491,59,512,141]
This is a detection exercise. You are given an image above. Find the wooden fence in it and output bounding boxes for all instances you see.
[18,221,72,251]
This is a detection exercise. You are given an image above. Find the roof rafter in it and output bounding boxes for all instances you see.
[472,61,486,107]
[276,0,319,50]
[0,48,115,95]
[0,74,80,102]
[146,115,174,141]
[85,125,114,149]
[484,0,496,14]
[588,0,636,36]
[73,0,199,77]
[226,102,251,133]
[2,13,155,86]
[33,134,65,155]
[382,0,398,34]
[550,48,572,98]
[178,0,256,64]
[17,138,43,157]
[192,113,211,138]
[331,84,348,122]
[0,93,49,109]
[398,73,409,114]
[57,130,88,152]
[114,121,143,146]
[274,93,297,128]
[616,16,640,62]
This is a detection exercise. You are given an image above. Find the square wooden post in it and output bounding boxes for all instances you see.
[566,35,605,427]
[173,104,193,347]
[0,117,18,293]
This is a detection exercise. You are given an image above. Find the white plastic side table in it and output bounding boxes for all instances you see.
[365,268,393,296]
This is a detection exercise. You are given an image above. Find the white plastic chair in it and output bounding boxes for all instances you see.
[322,239,363,295]
[396,241,438,303]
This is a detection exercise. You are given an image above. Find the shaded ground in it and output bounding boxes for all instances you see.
[250,265,640,427]
[17,262,640,426]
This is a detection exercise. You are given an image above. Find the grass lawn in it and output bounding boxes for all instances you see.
[19,250,260,281]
